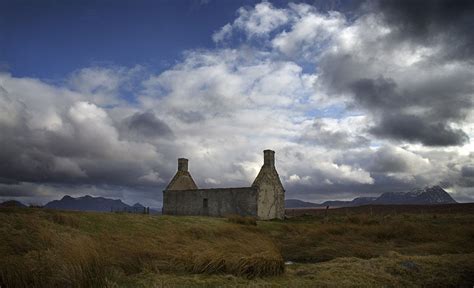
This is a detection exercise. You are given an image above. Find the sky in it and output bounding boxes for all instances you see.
[1,0,473,207]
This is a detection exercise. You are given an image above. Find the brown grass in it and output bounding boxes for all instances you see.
[1,204,474,287]
[118,252,474,287]
[259,208,474,265]
[226,214,257,226]
[0,208,283,287]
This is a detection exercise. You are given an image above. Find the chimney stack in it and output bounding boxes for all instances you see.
[263,150,275,167]
[178,158,188,172]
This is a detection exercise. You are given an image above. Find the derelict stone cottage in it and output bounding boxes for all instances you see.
[162,150,285,220]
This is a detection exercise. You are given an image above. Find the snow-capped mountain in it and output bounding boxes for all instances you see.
[286,185,457,208]
[374,186,457,205]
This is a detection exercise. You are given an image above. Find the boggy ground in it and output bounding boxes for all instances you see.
[1,204,473,287]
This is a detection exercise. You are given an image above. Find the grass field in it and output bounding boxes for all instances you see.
[1,204,474,287]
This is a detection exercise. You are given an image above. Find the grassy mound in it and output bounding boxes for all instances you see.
[0,208,283,287]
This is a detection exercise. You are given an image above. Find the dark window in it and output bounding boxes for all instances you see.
[203,198,208,209]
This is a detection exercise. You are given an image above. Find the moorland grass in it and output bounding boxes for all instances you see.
[226,215,257,226]
[0,208,283,287]
[1,205,473,287]
[259,212,474,263]
[122,252,474,287]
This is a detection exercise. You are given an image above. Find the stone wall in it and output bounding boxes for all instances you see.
[163,187,258,217]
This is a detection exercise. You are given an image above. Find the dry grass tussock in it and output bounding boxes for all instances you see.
[0,208,283,287]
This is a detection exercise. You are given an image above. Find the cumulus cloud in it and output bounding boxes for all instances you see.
[272,5,345,60]
[0,72,175,205]
[315,21,473,146]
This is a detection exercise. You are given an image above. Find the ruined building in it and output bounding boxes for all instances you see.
[162,150,285,220]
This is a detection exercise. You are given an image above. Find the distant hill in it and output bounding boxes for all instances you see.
[0,200,27,208]
[286,186,457,208]
[285,199,320,208]
[44,195,158,213]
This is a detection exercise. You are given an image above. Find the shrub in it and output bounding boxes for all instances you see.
[178,251,284,278]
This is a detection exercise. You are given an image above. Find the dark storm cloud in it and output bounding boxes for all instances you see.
[371,114,469,146]
[314,0,474,147]
[373,0,474,61]
[369,147,409,173]
[319,60,473,146]
[457,166,474,187]
[0,184,38,197]
[122,111,173,139]
[0,86,173,191]
[348,77,471,146]
[349,77,400,110]
[462,166,474,178]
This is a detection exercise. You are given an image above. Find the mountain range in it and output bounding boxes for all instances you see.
[0,200,27,208]
[1,195,159,214]
[285,186,457,208]
[0,186,458,212]
[45,195,150,212]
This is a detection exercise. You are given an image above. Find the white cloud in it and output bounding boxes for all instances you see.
[212,23,232,43]
[318,162,374,185]
[213,2,289,42]
[272,8,345,59]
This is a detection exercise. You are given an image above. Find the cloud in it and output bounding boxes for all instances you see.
[213,1,473,148]
[120,111,174,140]
[314,12,474,147]
[299,117,370,149]
[371,114,469,146]
[141,49,318,116]
[1,1,473,205]
[369,145,431,174]
[68,66,144,106]
[373,0,474,61]
[213,2,289,42]
[462,166,474,178]
[0,73,174,204]
[272,5,345,60]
